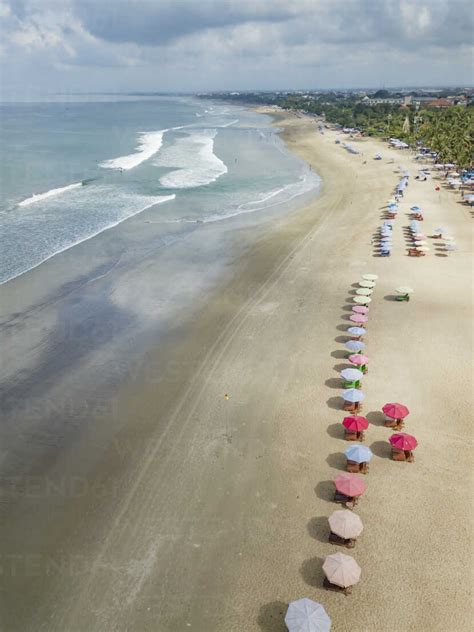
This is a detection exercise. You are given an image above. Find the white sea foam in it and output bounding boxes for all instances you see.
[202,173,320,223]
[18,182,83,206]
[219,119,239,128]
[155,129,228,189]
[1,192,176,285]
[100,131,166,170]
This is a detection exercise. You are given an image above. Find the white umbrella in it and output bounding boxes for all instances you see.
[434,227,446,234]
[341,388,365,402]
[361,274,378,281]
[328,510,363,540]
[413,240,428,246]
[285,599,332,632]
[445,243,457,251]
[356,288,372,296]
[353,296,371,305]
[323,553,361,588]
[359,280,375,288]
[396,286,414,294]
[415,246,430,252]
[345,340,365,353]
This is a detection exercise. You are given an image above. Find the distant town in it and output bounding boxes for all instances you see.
[199,88,474,168]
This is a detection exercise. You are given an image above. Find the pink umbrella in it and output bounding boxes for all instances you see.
[343,415,369,432]
[389,433,418,451]
[334,473,366,497]
[352,306,369,314]
[349,314,368,324]
[349,354,369,366]
[382,403,409,420]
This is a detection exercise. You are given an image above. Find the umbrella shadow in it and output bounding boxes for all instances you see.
[330,350,348,359]
[341,304,354,312]
[334,335,349,343]
[325,377,342,389]
[300,556,325,587]
[366,410,386,427]
[256,601,288,632]
[315,480,334,502]
[326,452,346,471]
[327,422,343,439]
[307,516,329,543]
[336,324,351,332]
[435,253,448,257]
[383,294,399,301]
[326,396,342,410]
[333,362,351,372]
[370,440,391,459]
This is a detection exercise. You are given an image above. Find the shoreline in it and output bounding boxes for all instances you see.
[0,109,471,630]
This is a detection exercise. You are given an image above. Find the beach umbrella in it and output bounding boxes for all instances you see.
[389,432,418,451]
[382,403,409,419]
[445,243,457,251]
[355,288,372,296]
[442,235,455,241]
[415,246,430,252]
[361,274,378,281]
[323,553,361,588]
[345,444,373,464]
[349,354,369,366]
[395,287,414,294]
[352,305,369,314]
[359,280,375,288]
[329,510,363,540]
[413,240,427,246]
[353,296,371,305]
[349,314,368,324]
[347,326,366,336]
[384,219,395,225]
[345,340,365,353]
[341,388,365,403]
[285,599,332,632]
[413,233,425,239]
[334,473,366,497]
[340,368,363,382]
[434,227,446,234]
[343,415,369,432]
[410,205,421,211]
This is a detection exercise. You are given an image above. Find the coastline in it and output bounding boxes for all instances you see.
[0,109,471,631]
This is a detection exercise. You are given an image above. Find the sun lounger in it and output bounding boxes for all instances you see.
[343,401,362,412]
[334,492,358,509]
[344,430,365,442]
[346,459,360,473]
[408,249,425,257]
[328,531,356,549]
[391,448,406,461]
[323,577,352,595]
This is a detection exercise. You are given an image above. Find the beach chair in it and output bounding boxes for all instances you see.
[323,577,353,595]
[346,460,360,473]
[343,401,362,413]
[344,429,363,441]
[342,380,361,389]
[391,448,406,461]
[396,294,410,302]
[384,418,404,430]
[380,250,391,257]
[408,249,425,257]
[328,531,356,549]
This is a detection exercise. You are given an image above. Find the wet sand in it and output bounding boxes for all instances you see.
[0,110,472,631]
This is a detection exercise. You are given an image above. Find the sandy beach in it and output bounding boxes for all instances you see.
[1,109,472,631]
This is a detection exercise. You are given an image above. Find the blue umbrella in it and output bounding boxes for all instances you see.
[285,599,332,632]
[410,205,421,211]
[347,326,366,336]
[345,444,373,463]
[341,389,365,403]
[340,368,363,382]
[345,340,365,353]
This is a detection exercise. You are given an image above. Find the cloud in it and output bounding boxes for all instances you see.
[0,0,472,97]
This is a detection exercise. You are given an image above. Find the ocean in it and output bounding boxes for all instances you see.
[0,96,320,284]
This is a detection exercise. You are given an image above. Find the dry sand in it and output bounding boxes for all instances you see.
[1,110,472,631]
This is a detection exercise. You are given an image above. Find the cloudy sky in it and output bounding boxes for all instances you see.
[1,0,472,98]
